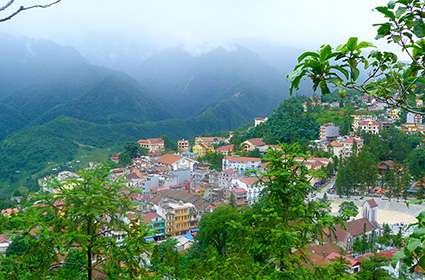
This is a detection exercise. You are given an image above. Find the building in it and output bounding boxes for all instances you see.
[222,156,261,173]
[177,139,190,153]
[387,108,400,120]
[319,123,340,141]
[143,212,165,240]
[231,187,248,206]
[192,143,214,157]
[406,112,423,124]
[138,138,165,155]
[362,199,378,226]
[358,119,381,134]
[400,123,425,134]
[328,136,363,158]
[194,136,225,147]
[241,138,268,153]
[232,177,262,205]
[215,144,234,156]
[156,154,197,171]
[0,234,10,254]
[352,115,374,131]
[254,117,268,127]
[155,200,197,236]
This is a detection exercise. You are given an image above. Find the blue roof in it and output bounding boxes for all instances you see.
[184,233,193,241]
[191,228,199,232]
[144,237,155,242]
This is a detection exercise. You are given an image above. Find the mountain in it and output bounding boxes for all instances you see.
[37,75,171,124]
[0,33,88,97]
[136,45,288,117]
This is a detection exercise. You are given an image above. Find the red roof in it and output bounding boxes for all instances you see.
[359,119,380,126]
[157,154,181,165]
[239,177,258,186]
[224,156,261,163]
[216,144,234,153]
[0,234,9,243]
[245,138,266,146]
[138,138,164,144]
[233,187,247,194]
[143,212,159,224]
[347,218,377,237]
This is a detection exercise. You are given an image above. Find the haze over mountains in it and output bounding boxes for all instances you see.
[0,32,306,198]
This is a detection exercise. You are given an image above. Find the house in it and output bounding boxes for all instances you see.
[175,233,194,252]
[400,123,425,134]
[138,138,165,155]
[320,123,340,141]
[305,243,361,273]
[143,211,165,240]
[194,136,225,147]
[357,119,381,134]
[216,144,234,156]
[407,112,423,124]
[329,136,363,158]
[222,156,262,173]
[241,138,268,153]
[232,177,262,205]
[156,154,197,171]
[177,139,190,153]
[0,234,11,254]
[154,200,198,236]
[192,143,214,157]
[352,115,374,131]
[295,157,330,170]
[231,187,248,206]
[254,117,268,127]
[110,154,120,163]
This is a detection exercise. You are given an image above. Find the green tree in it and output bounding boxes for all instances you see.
[289,0,424,116]
[0,164,152,280]
[339,201,359,221]
[119,142,148,166]
[151,239,180,278]
[356,256,396,280]
[407,146,425,180]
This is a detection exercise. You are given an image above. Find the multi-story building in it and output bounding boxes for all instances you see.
[232,177,262,205]
[328,136,363,158]
[400,123,425,134]
[155,200,197,236]
[177,139,190,153]
[143,212,165,240]
[138,138,165,155]
[194,136,225,147]
[406,112,423,124]
[319,123,340,141]
[358,119,381,134]
[192,143,214,157]
[351,115,374,131]
[222,156,261,173]
[216,144,234,156]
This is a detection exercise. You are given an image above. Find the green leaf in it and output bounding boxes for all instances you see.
[375,6,396,20]
[319,80,330,95]
[406,238,421,253]
[350,66,360,81]
[297,51,319,62]
[319,44,333,61]
[376,23,392,39]
[330,66,349,79]
[357,41,375,49]
[413,20,425,38]
[395,6,407,17]
[346,37,358,51]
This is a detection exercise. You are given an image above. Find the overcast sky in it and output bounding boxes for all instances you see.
[0,0,392,67]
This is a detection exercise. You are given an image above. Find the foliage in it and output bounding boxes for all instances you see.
[356,256,396,280]
[119,142,148,166]
[0,164,152,280]
[198,152,224,171]
[289,0,424,115]
[407,146,425,180]
[339,201,359,221]
[151,239,180,278]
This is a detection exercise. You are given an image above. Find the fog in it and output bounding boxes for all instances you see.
[0,0,391,70]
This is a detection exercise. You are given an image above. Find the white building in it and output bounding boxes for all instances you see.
[406,112,423,124]
[232,177,263,205]
[254,117,268,127]
[222,156,262,173]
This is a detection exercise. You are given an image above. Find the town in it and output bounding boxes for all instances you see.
[1,92,423,277]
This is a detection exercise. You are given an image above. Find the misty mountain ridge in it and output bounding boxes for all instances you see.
[0,34,307,198]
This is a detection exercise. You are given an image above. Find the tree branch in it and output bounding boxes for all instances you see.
[0,0,62,23]
[0,0,14,12]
